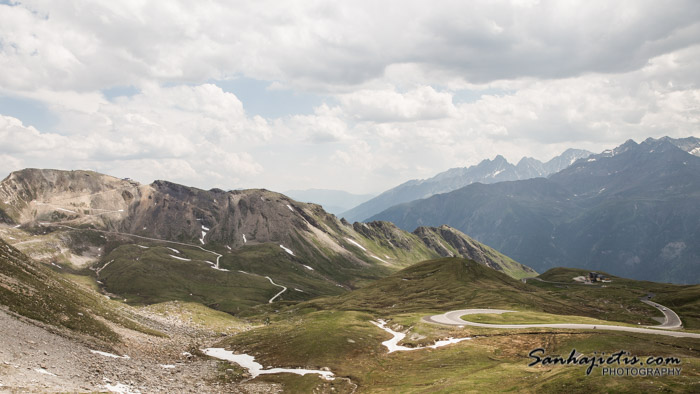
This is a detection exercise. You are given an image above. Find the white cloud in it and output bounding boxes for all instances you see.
[0,84,267,189]
[339,86,456,122]
[0,1,699,194]
[2,1,699,93]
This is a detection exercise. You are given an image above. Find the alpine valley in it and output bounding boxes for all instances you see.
[0,154,699,392]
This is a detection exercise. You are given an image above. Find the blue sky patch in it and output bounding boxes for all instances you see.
[0,95,57,132]
[214,77,332,119]
[102,85,140,100]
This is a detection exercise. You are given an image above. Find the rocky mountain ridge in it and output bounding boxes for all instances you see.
[341,148,592,222]
[370,136,700,284]
[0,168,535,314]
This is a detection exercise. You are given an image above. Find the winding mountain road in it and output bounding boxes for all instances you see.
[31,223,297,304]
[641,299,682,329]
[424,302,700,339]
[265,276,288,303]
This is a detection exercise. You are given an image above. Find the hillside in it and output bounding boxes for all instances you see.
[341,148,591,222]
[0,238,157,342]
[370,137,700,284]
[309,258,553,314]
[0,169,535,315]
[210,257,700,392]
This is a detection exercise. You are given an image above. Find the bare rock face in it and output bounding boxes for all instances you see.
[0,168,536,280]
[0,169,139,226]
[413,225,536,276]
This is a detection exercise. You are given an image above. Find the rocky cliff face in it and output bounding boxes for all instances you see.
[0,169,139,225]
[413,225,536,278]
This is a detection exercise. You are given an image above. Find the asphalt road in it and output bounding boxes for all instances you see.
[641,299,683,329]
[424,305,700,339]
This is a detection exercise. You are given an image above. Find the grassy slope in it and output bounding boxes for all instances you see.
[212,258,700,392]
[306,258,630,321]
[655,285,700,329]
[534,267,700,328]
[98,244,283,314]
[217,311,699,393]
[461,311,634,326]
[0,239,159,343]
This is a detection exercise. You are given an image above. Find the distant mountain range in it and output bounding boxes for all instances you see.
[370,136,700,284]
[284,189,375,215]
[341,148,592,222]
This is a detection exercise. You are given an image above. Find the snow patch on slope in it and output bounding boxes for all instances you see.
[345,237,367,251]
[202,348,334,380]
[371,320,471,353]
[280,245,294,255]
[370,255,389,264]
[90,350,130,359]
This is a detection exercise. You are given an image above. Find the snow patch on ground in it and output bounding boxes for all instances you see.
[371,320,471,353]
[226,245,232,250]
[294,288,305,292]
[280,245,294,255]
[202,348,334,380]
[90,350,130,359]
[104,383,141,394]
[137,245,149,249]
[587,158,597,162]
[242,234,247,243]
[166,247,180,254]
[286,204,294,212]
[200,226,208,244]
[55,207,77,214]
[159,364,176,369]
[303,265,314,271]
[95,260,114,276]
[370,255,389,264]
[34,368,56,376]
[345,237,367,251]
[169,255,191,261]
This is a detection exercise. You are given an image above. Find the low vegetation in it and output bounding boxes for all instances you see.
[0,239,161,343]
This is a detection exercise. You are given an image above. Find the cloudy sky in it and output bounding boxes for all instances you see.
[1,0,699,194]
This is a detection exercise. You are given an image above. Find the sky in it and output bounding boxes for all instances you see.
[1,0,699,194]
